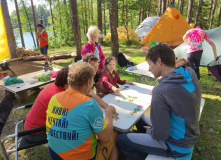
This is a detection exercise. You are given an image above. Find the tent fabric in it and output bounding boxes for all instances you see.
[0,3,10,60]
[135,16,160,40]
[174,27,221,66]
[140,4,191,47]
[104,26,141,42]
[207,56,221,83]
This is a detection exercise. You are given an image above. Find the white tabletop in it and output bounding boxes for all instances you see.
[125,62,154,78]
[0,69,60,93]
[102,82,154,132]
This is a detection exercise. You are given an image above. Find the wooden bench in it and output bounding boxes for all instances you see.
[145,98,205,160]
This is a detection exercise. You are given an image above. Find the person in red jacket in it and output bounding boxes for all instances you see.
[24,67,69,142]
[81,26,105,75]
[100,57,134,95]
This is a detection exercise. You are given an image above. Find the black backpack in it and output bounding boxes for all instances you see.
[117,52,129,67]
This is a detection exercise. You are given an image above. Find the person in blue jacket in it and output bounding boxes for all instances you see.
[117,43,201,160]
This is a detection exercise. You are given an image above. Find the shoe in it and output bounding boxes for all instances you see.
[49,58,53,64]
[44,62,49,67]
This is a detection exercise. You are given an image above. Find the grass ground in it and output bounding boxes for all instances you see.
[1,44,221,160]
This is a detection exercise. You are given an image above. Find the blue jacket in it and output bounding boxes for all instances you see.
[147,66,201,155]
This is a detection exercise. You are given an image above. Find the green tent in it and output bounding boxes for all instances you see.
[174,27,221,66]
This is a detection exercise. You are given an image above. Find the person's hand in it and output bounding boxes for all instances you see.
[105,105,119,120]
[126,81,134,85]
[105,105,117,116]
[143,126,151,130]
[35,32,39,35]
[111,86,120,94]
[141,46,149,54]
[87,89,94,97]
[40,32,43,36]
[97,69,102,75]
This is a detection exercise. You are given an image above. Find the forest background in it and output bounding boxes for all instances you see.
[7,0,221,58]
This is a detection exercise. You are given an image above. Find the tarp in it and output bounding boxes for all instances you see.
[104,26,141,42]
[174,27,221,66]
[140,4,191,47]
[0,3,10,60]
[135,16,160,40]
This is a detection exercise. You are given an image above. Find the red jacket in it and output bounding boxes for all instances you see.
[81,41,105,70]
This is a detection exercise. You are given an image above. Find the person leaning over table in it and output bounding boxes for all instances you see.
[82,53,119,120]
[183,22,218,80]
[81,26,105,75]
[24,67,69,142]
[46,62,118,160]
[117,43,201,160]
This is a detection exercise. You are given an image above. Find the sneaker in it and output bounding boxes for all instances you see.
[44,62,49,66]
[49,58,53,64]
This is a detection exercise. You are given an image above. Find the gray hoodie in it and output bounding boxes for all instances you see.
[147,66,201,154]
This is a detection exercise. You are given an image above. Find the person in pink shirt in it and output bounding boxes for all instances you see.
[183,22,217,79]
[24,67,69,142]
[81,26,105,75]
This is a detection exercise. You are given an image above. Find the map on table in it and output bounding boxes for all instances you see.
[102,82,154,132]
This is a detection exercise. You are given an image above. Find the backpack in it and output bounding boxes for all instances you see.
[117,52,128,67]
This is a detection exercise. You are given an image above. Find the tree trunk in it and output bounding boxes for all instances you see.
[177,0,180,9]
[97,0,103,44]
[21,0,36,48]
[84,0,88,33]
[109,0,119,57]
[218,6,221,27]
[138,8,141,25]
[162,0,166,13]
[49,0,56,37]
[148,0,152,17]
[209,0,217,29]
[103,2,106,36]
[1,0,17,58]
[88,0,90,22]
[58,0,62,33]
[121,0,129,42]
[186,0,193,23]
[14,0,25,48]
[30,0,39,47]
[81,0,85,34]
[157,0,162,16]
[171,0,175,5]
[126,0,128,26]
[179,0,184,14]
[131,12,133,28]
[195,0,201,24]
[64,0,69,41]
[69,0,82,61]
[91,0,93,23]
[207,0,213,27]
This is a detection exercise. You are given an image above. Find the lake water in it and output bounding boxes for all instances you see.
[16,31,37,50]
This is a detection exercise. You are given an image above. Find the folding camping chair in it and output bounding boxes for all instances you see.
[0,61,15,77]
[207,56,221,89]
[0,103,47,160]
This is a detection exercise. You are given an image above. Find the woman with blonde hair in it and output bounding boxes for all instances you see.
[81,26,105,74]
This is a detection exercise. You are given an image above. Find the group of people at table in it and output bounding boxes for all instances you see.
[23,23,217,160]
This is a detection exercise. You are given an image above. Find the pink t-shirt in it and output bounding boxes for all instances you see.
[183,28,213,53]
[24,83,65,130]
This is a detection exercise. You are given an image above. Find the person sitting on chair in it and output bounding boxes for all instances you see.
[46,62,118,160]
[24,67,69,142]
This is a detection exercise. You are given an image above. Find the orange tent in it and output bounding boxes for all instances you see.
[140,4,191,47]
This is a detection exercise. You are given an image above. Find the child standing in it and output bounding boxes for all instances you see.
[100,57,133,95]
[38,19,46,34]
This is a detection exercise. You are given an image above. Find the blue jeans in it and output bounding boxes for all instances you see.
[187,50,203,80]
[116,115,189,160]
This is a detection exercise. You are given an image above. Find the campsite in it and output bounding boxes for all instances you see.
[1,0,221,159]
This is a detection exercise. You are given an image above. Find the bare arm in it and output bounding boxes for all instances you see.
[96,106,116,143]
[88,90,119,120]
[210,43,218,60]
